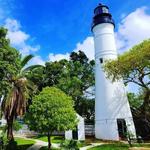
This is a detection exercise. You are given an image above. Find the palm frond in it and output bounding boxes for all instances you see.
[23,65,43,73]
[21,54,34,68]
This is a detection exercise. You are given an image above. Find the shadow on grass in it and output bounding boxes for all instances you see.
[17,144,34,150]
[39,146,60,150]
[52,136,64,140]
[32,135,64,143]
[89,144,129,150]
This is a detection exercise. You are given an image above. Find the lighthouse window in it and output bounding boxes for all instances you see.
[99,58,103,64]
[95,8,102,15]
[102,7,108,13]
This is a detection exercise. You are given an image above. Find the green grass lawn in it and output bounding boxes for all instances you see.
[34,135,64,143]
[89,144,129,150]
[15,137,35,150]
[89,143,150,150]
[15,137,35,145]
[78,141,90,147]
[39,147,60,150]
[34,135,89,148]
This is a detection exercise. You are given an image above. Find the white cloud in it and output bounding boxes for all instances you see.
[4,18,40,55]
[48,37,95,62]
[5,18,21,31]
[45,7,150,62]
[73,36,94,60]
[71,7,150,60]
[20,45,40,55]
[7,30,29,46]
[29,56,45,66]
[116,7,150,52]
[48,53,70,62]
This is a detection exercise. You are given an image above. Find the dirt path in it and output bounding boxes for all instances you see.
[26,139,48,150]
[79,143,105,150]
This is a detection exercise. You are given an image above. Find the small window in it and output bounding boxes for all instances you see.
[99,58,103,64]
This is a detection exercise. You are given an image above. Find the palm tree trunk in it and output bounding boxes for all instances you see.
[7,116,14,141]
[47,131,51,150]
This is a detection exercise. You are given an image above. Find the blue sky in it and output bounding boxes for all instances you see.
[0,0,150,64]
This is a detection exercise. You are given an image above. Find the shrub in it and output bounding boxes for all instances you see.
[61,140,79,150]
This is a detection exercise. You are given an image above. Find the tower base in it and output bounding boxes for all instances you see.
[95,118,136,140]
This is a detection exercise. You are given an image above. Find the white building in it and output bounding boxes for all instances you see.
[92,3,136,140]
[65,114,85,141]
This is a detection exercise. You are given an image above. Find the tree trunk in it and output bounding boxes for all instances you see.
[141,90,150,117]
[7,116,14,141]
[47,132,51,150]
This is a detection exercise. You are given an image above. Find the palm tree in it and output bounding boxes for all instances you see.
[1,54,42,140]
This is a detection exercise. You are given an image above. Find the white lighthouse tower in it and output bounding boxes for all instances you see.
[92,3,136,140]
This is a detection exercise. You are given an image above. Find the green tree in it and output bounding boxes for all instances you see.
[28,51,95,122]
[57,51,95,119]
[1,54,40,141]
[0,27,21,100]
[26,87,77,150]
[104,40,150,117]
[45,59,68,87]
[127,92,143,111]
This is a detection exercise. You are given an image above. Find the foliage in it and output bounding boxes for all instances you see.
[28,51,95,122]
[45,59,68,87]
[0,28,41,141]
[104,40,150,89]
[26,87,77,149]
[12,120,22,131]
[0,129,8,150]
[76,98,94,123]
[0,120,22,134]
[56,51,95,121]
[26,65,45,92]
[61,140,79,150]
[127,92,143,110]
[104,40,150,119]
[0,27,21,99]
[1,54,39,140]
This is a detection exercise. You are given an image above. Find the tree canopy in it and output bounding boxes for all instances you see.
[0,27,21,97]
[26,87,77,149]
[27,51,95,122]
[1,54,40,140]
[104,40,150,90]
[57,51,95,114]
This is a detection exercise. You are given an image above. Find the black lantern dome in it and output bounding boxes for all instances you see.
[92,3,115,30]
